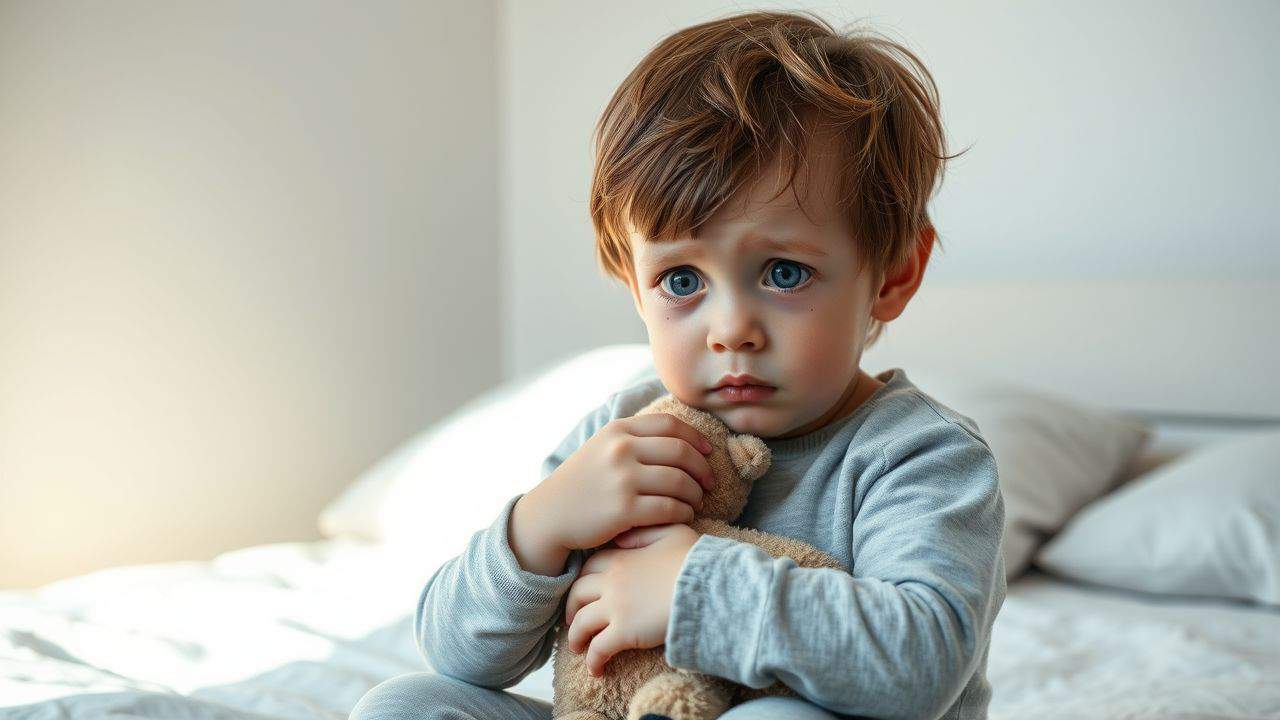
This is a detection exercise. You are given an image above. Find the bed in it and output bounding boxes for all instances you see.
[3,426,1278,719]
[4,281,1279,719]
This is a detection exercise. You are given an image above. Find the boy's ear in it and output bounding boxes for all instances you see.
[870,226,935,323]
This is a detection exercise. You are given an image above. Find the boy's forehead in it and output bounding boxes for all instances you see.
[664,121,842,222]
[626,115,855,270]
[628,211,835,265]
[628,143,848,260]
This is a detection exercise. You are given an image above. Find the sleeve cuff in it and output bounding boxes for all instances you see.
[664,533,776,685]
[484,493,583,610]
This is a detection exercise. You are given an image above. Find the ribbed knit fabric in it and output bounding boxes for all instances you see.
[415,367,1006,720]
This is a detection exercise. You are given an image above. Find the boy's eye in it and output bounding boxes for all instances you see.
[662,268,702,297]
[767,260,810,290]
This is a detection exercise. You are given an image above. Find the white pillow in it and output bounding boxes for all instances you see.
[317,343,654,545]
[1035,428,1280,606]
[322,351,1151,585]
[907,367,1153,581]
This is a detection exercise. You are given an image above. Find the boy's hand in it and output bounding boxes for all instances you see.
[510,413,716,576]
[562,523,701,676]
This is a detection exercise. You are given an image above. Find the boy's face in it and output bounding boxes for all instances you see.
[625,126,928,439]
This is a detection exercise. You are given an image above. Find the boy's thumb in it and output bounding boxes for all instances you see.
[612,525,668,549]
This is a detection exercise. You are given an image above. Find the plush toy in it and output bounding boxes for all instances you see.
[551,393,845,720]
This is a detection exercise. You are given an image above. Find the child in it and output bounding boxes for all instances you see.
[352,9,1005,720]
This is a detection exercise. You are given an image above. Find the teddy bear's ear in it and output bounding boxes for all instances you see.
[726,434,771,481]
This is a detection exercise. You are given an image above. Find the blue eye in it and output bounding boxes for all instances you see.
[768,260,810,290]
[663,268,701,297]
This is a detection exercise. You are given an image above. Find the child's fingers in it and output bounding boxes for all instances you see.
[564,574,603,626]
[629,495,696,529]
[610,527,641,548]
[612,524,675,549]
[565,600,608,654]
[586,625,626,677]
[581,548,618,575]
[623,413,713,455]
[632,436,716,491]
[631,465,704,510]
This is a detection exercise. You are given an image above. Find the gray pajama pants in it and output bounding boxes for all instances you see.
[349,672,842,720]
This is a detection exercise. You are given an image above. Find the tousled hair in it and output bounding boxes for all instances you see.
[589,10,960,346]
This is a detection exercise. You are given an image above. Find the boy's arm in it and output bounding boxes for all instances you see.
[413,400,612,689]
[663,421,1007,720]
[414,492,584,688]
[414,371,668,688]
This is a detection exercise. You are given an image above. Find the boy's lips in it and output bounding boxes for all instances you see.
[710,373,773,391]
[709,374,776,403]
[713,384,776,403]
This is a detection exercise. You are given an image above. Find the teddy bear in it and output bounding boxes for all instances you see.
[550,392,846,720]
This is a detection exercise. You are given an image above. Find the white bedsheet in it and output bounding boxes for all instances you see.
[2,538,1278,719]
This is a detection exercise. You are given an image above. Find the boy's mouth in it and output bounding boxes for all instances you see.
[710,373,773,390]
[713,385,776,402]
[709,373,776,402]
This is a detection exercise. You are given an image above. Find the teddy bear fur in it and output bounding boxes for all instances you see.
[550,393,846,720]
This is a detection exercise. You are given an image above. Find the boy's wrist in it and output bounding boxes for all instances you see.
[509,491,571,577]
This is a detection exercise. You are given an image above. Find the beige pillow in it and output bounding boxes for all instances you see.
[1036,428,1280,605]
[908,368,1153,580]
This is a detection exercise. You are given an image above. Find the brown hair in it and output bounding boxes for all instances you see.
[589,10,959,346]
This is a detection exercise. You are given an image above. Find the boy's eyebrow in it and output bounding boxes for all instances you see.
[639,235,829,266]
[748,236,830,258]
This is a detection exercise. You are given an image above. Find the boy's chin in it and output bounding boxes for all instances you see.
[670,392,787,438]
[709,405,787,438]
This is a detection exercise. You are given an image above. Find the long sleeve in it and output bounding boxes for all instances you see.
[414,370,669,688]
[415,492,584,688]
[664,420,1007,720]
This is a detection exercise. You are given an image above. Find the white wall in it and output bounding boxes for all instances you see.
[501,0,1280,378]
[4,0,1276,588]
[0,0,501,588]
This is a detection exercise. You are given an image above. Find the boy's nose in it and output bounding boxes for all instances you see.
[707,310,765,353]
[708,332,762,352]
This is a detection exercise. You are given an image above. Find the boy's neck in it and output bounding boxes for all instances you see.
[771,367,885,440]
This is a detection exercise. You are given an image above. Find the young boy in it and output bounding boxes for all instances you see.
[351,9,1005,720]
